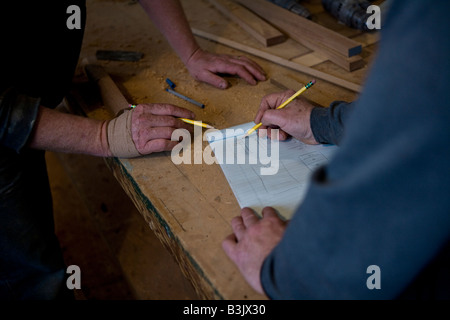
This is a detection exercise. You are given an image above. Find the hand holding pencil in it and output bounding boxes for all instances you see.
[251,80,319,145]
[130,104,215,130]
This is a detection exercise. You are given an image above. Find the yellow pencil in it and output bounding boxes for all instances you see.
[244,80,316,137]
[129,106,215,129]
[179,118,216,129]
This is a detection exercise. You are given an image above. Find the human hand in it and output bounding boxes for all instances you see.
[106,103,195,158]
[185,48,266,89]
[254,90,318,144]
[130,103,195,153]
[222,207,288,295]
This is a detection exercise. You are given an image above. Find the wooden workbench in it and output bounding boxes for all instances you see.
[75,0,378,299]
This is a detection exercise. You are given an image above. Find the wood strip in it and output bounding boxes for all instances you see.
[192,28,362,93]
[351,31,380,47]
[208,0,285,47]
[270,77,303,91]
[292,51,328,67]
[237,0,362,57]
[291,31,379,68]
[84,64,129,116]
[298,35,365,71]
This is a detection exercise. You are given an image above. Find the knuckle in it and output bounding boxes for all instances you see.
[165,127,176,137]
[134,104,146,114]
[264,216,282,227]
[134,138,145,152]
[231,216,241,226]
[285,89,295,96]
[155,140,170,152]
[164,103,177,113]
[170,117,180,127]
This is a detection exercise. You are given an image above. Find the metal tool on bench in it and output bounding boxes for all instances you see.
[96,50,143,62]
[267,0,312,19]
[322,0,376,31]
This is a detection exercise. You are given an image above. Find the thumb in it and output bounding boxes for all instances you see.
[222,234,237,259]
[260,109,288,130]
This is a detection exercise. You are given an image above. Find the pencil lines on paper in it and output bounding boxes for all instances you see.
[206,122,339,220]
[299,151,329,171]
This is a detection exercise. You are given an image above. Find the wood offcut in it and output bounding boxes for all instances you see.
[236,0,364,71]
[192,28,363,92]
[84,64,129,116]
[208,0,286,47]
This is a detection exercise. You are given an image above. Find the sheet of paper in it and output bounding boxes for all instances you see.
[206,122,338,220]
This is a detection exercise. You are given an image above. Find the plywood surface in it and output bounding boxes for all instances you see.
[77,0,378,299]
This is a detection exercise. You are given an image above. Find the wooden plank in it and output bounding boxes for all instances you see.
[83,61,264,299]
[235,0,364,71]
[104,157,224,299]
[291,31,379,68]
[84,64,129,116]
[192,28,363,93]
[290,49,364,71]
[351,31,380,47]
[208,0,285,47]
[270,76,304,91]
[105,154,266,300]
[298,35,365,71]
[237,0,362,58]
[292,51,328,67]
[183,0,311,60]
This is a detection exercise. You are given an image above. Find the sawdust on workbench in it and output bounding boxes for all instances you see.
[78,0,361,128]
[79,0,281,130]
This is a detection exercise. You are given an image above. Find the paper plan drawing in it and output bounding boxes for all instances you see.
[206,122,338,220]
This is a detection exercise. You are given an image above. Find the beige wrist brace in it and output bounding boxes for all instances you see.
[106,109,142,158]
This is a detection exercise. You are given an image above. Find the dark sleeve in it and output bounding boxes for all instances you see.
[261,0,450,299]
[0,88,41,153]
[310,101,355,145]
[0,1,86,153]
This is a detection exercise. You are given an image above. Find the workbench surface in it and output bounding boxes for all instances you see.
[76,0,378,299]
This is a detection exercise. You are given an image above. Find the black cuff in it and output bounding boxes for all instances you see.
[0,88,41,153]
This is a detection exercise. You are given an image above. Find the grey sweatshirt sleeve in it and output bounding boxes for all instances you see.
[310,101,355,146]
[260,0,450,299]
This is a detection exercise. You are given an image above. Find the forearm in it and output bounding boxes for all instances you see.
[28,106,111,157]
[139,0,199,64]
